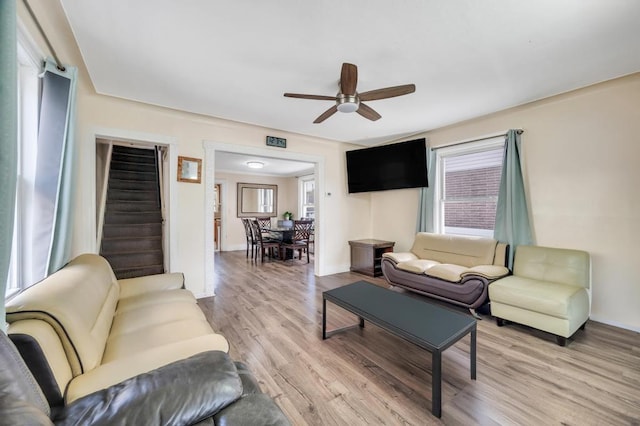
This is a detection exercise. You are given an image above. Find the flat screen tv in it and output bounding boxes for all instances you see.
[346,138,428,194]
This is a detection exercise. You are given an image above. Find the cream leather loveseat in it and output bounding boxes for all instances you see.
[381,232,510,315]
[5,253,229,406]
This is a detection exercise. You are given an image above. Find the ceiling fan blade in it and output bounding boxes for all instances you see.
[340,63,358,95]
[284,93,337,101]
[356,103,381,121]
[359,84,416,101]
[313,105,338,123]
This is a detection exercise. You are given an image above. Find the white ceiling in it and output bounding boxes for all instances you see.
[60,0,640,146]
[215,151,314,177]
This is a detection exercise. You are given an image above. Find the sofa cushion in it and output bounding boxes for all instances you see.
[115,288,197,315]
[424,264,468,282]
[410,233,498,267]
[6,254,120,375]
[489,275,587,318]
[66,334,230,403]
[103,318,218,363]
[513,245,590,288]
[396,259,440,274]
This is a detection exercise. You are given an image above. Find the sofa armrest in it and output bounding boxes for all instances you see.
[382,252,418,263]
[493,243,509,267]
[56,351,242,426]
[118,272,185,299]
[461,265,510,280]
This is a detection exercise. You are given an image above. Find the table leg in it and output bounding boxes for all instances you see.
[322,298,327,340]
[432,350,442,418]
[358,316,365,328]
[470,326,477,380]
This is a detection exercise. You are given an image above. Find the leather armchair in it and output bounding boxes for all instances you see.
[489,245,591,346]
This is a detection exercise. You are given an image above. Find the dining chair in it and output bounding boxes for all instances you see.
[256,217,271,229]
[241,218,257,258]
[249,219,280,262]
[279,220,313,263]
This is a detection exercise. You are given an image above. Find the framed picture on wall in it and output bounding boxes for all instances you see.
[177,156,202,183]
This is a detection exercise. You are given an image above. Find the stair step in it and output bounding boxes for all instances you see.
[102,223,162,238]
[102,250,163,270]
[101,236,162,254]
[108,178,158,191]
[112,265,165,280]
[111,151,156,165]
[103,211,162,225]
[110,161,156,173]
[109,169,157,182]
[106,201,160,213]
[106,189,158,202]
[113,145,156,157]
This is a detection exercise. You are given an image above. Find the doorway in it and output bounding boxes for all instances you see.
[92,130,178,275]
[203,141,325,295]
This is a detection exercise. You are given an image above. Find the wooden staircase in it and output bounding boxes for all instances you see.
[100,146,164,279]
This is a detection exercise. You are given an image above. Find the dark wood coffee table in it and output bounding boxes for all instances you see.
[322,281,477,418]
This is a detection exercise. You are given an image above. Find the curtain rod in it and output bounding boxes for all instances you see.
[22,0,65,71]
[432,129,523,150]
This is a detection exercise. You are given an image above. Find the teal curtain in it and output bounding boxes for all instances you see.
[0,0,17,331]
[416,146,436,232]
[31,60,78,278]
[494,129,532,269]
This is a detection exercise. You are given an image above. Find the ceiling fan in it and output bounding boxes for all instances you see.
[284,63,416,124]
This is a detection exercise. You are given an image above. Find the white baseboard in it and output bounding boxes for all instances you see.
[318,263,350,276]
[222,244,247,252]
[589,315,640,333]
[194,291,215,299]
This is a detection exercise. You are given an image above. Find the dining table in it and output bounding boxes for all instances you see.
[261,226,295,260]
[263,226,294,243]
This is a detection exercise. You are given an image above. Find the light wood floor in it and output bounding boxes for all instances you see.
[199,251,640,425]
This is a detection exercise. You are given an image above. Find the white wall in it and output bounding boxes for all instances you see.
[372,73,640,331]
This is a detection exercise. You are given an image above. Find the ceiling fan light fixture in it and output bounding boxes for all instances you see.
[337,94,359,113]
[246,161,264,169]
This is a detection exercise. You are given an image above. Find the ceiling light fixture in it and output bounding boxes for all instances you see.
[246,161,264,169]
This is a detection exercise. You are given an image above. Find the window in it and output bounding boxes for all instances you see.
[6,31,43,298]
[299,177,315,219]
[434,138,504,237]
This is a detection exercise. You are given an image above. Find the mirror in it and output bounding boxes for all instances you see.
[237,183,278,217]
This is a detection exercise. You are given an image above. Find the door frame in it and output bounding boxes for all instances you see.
[203,140,325,296]
[89,127,178,273]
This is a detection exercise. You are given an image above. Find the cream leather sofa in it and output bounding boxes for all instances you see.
[5,253,230,406]
[381,233,510,316]
[489,245,591,346]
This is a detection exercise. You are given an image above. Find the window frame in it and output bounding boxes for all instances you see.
[298,175,315,219]
[433,137,505,237]
[6,24,44,299]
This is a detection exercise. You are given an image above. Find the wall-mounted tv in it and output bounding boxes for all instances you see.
[346,138,428,194]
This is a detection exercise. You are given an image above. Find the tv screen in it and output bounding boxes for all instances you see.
[346,138,428,194]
